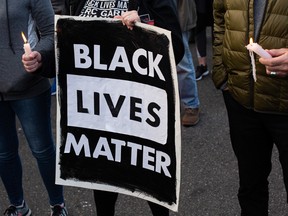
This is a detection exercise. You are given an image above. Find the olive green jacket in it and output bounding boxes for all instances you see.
[212,0,288,114]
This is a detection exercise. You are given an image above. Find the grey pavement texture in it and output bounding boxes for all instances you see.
[1,28,288,215]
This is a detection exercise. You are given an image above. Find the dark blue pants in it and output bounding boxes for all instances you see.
[223,91,288,216]
[0,90,64,206]
[93,190,169,216]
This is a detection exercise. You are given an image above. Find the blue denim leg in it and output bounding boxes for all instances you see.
[177,31,200,108]
[0,101,23,206]
[0,90,64,206]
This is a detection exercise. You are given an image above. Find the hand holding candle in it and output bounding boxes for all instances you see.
[246,38,272,59]
[245,38,273,82]
[21,32,32,56]
[21,31,42,73]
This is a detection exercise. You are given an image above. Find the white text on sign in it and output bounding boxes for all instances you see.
[74,44,165,81]
[67,75,168,144]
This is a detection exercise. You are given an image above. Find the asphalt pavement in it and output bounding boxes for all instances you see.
[1,28,287,216]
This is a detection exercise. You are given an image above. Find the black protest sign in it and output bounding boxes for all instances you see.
[55,16,181,211]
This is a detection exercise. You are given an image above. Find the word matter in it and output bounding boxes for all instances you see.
[64,132,172,178]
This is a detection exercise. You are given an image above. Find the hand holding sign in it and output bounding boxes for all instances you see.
[114,10,140,30]
[55,16,181,212]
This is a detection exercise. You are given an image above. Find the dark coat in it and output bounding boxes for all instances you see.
[65,0,184,64]
[213,0,288,114]
[51,0,69,15]
[195,0,213,26]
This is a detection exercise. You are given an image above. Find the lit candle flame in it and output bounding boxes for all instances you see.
[21,31,28,43]
[249,38,253,44]
[21,31,32,55]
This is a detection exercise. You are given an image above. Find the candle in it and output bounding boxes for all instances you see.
[245,38,272,59]
[21,32,32,56]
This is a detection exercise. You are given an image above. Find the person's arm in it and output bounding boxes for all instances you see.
[22,51,42,73]
[22,49,55,79]
[259,48,288,77]
[24,0,55,77]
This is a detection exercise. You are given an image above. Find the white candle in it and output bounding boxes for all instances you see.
[21,32,32,55]
[246,38,272,59]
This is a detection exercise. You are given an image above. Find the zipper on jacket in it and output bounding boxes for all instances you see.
[247,0,255,108]
[249,68,255,107]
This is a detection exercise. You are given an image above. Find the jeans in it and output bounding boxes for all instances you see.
[0,90,64,206]
[177,30,200,109]
[223,91,288,216]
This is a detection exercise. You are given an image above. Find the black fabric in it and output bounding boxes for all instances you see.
[66,0,184,64]
[223,91,288,215]
[195,0,213,26]
[93,190,118,216]
[69,0,140,16]
[137,0,184,64]
[93,190,169,216]
[128,0,138,10]
[51,0,69,14]
[195,22,207,57]
[148,201,169,216]
[70,0,85,15]
[37,49,56,78]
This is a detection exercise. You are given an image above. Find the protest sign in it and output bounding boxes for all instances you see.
[55,15,181,211]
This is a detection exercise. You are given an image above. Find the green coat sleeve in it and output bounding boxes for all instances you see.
[212,0,227,89]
